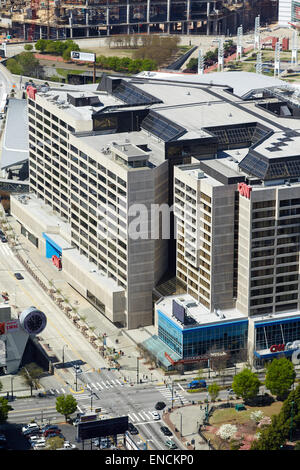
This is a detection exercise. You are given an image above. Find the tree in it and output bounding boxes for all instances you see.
[56,394,77,422]
[217,424,237,441]
[62,47,73,61]
[19,363,44,396]
[0,397,12,423]
[232,368,261,401]
[6,58,23,75]
[45,436,65,450]
[24,44,33,51]
[17,52,43,77]
[250,414,288,450]
[35,39,48,53]
[208,382,220,401]
[265,357,296,399]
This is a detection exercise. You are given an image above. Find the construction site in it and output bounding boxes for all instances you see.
[0,0,278,41]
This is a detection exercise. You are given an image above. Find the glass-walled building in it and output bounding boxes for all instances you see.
[155,294,248,368]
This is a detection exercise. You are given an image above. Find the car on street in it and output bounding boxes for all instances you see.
[14,272,24,280]
[31,438,46,448]
[44,428,62,438]
[128,423,139,435]
[151,411,160,420]
[227,388,235,395]
[160,426,172,436]
[62,441,76,449]
[1,237,7,243]
[22,423,39,434]
[155,401,166,410]
[41,425,60,434]
[23,429,41,439]
[45,432,64,440]
[165,439,177,449]
[93,437,111,449]
[0,433,7,449]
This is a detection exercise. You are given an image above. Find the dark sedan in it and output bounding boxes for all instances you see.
[160,426,173,436]
[155,401,166,410]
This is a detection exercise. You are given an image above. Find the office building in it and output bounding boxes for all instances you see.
[0,0,275,40]
[10,71,300,371]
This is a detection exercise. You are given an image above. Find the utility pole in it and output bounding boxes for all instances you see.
[291,29,298,66]
[198,48,204,75]
[254,15,260,51]
[47,0,50,40]
[236,25,243,61]
[218,38,224,72]
[136,357,139,384]
[274,41,281,77]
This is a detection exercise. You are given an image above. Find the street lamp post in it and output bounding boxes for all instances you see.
[10,376,15,401]
[290,401,294,442]
[62,344,68,368]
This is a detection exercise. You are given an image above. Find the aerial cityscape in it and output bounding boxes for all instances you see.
[0,0,300,457]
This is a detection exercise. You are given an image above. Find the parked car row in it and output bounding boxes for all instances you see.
[0,432,7,450]
[21,423,72,449]
[0,229,7,243]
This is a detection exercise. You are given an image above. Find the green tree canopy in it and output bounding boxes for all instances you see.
[232,368,261,401]
[6,58,23,75]
[45,436,65,450]
[208,382,220,401]
[56,394,77,422]
[35,39,48,53]
[18,362,44,396]
[265,357,296,398]
[0,397,12,423]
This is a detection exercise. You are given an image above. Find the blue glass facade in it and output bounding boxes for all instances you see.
[157,310,248,360]
[255,316,300,355]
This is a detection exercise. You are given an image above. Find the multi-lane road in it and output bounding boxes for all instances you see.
[0,239,191,449]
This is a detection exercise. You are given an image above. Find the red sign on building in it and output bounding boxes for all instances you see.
[270,344,285,353]
[238,182,252,199]
[5,320,19,333]
[52,255,62,270]
[26,86,37,100]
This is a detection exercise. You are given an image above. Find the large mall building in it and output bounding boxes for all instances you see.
[11,70,300,368]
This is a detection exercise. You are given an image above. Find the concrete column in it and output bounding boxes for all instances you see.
[187,0,190,35]
[40,25,43,39]
[206,1,210,36]
[106,6,110,36]
[126,0,130,25]
[147,0,150,34]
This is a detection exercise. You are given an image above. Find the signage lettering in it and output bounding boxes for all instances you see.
[26,86,37,100]
[52,255,62,270]
[238,182,252,199]
[5,320,19,332]
[270,344,285,353]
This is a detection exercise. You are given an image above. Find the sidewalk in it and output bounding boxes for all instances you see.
[163,404,209,451]
[5,216,166,385]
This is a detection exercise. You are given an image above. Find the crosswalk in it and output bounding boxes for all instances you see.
[127,410,157,424]
[156,385,189,406]
[0,243,12,257]
[47,378,127,397]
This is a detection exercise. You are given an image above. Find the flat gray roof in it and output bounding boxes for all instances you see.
[1,98,28,170]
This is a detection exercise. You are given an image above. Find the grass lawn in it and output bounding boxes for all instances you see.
[80,47,135,58]
[209,401,283,426]
[56,68,84,78]
[203,401,283,450]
